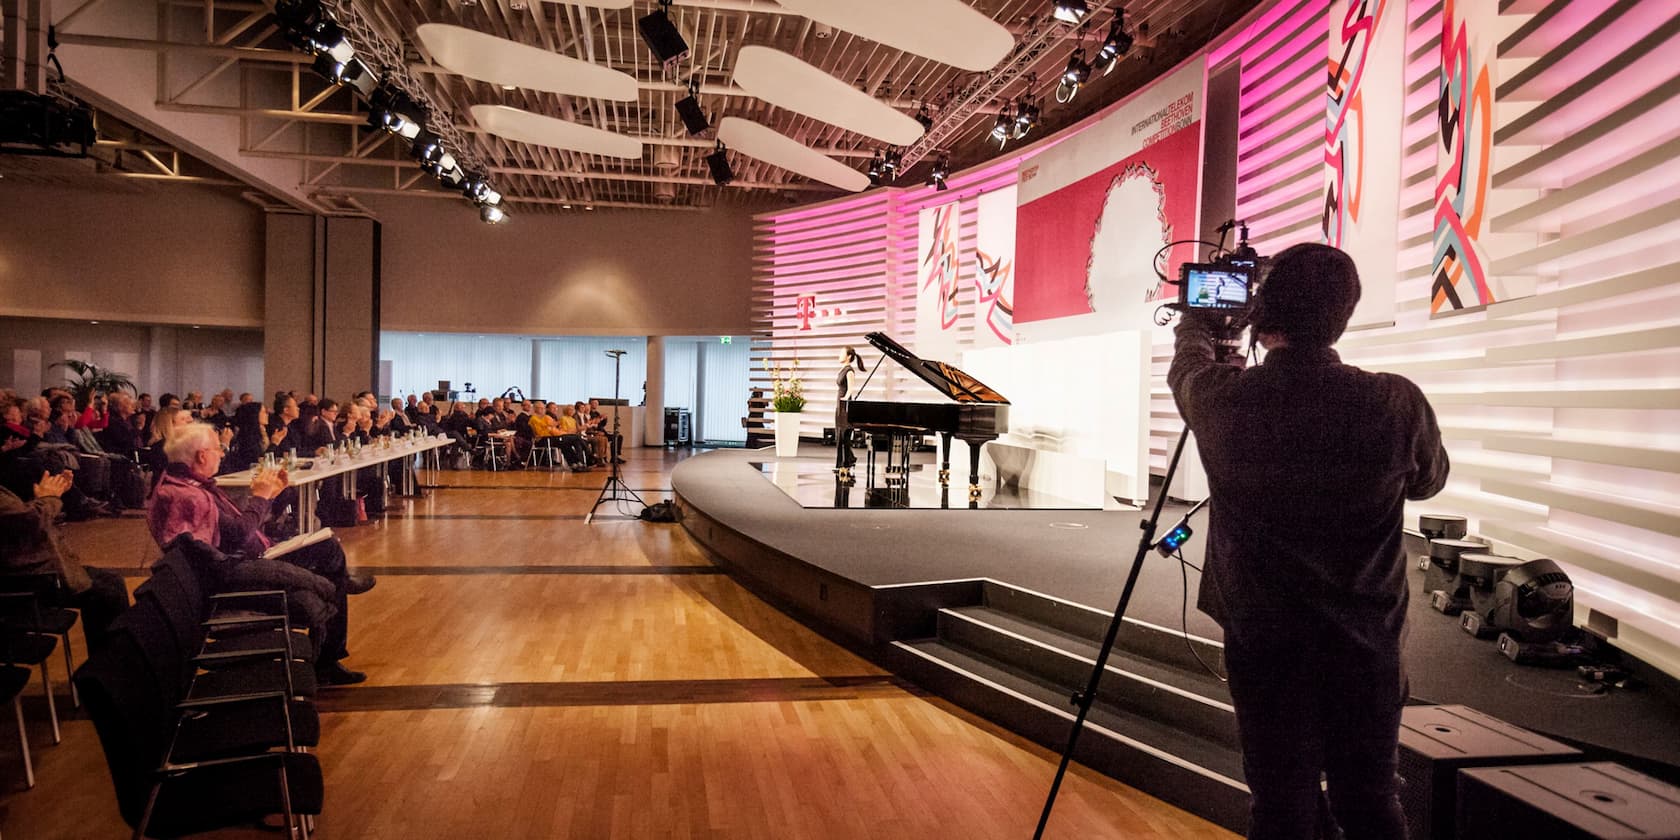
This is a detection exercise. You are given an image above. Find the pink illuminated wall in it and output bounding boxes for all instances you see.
[754,0,1680,675]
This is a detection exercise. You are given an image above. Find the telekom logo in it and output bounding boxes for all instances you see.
[793,295,844,331]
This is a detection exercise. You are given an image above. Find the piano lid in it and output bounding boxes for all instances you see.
[863,332,1010,404]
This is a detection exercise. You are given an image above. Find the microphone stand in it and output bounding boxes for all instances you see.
[586,350,644,524]
[1032,426,1193,839]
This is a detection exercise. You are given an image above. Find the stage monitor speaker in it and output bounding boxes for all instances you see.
[1398,705,1581,840]
[637,10,689,69]
[1457,762,1680,839]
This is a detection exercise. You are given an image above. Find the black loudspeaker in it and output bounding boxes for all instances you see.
[674,95,709,135]
[636,10,689,69]
[1457,762,1680,839]
[1397,705,1581,840]
[705,148,733,186]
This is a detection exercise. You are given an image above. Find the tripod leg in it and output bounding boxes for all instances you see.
[1033,429,1192,840]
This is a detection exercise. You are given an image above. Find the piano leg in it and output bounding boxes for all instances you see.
[938,432,953,486]
[967,442,984,500]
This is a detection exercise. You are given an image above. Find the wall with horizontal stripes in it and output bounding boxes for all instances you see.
[755,0,1680,676]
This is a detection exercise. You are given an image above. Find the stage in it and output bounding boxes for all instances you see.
[674,445,1680,829]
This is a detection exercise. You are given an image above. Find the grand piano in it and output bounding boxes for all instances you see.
[847,332,1011,499]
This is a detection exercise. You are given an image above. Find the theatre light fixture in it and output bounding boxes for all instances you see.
[1096,9,1133,74]
[928,154,950,191]
[706,141,733,186]
[1012,78,1040,140]
[1052,0,1089,25]
[990,111,1012,146]
[638,0,690,71]
[368,87,425,140]
[1058,49,1091,103]
[915,104,934,133]
[675,77,709,136]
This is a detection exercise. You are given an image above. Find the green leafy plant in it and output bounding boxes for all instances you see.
[766,359,805,412]
[51,359,137,404]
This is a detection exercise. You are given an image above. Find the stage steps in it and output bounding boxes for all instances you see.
[889,581,1250,831]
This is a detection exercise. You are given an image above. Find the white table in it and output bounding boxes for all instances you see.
[218,435,454,533]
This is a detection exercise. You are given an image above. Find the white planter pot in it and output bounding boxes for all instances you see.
[773,411,802,458]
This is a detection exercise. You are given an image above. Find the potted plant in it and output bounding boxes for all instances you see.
[767,359,805,458]
[51,359,137,404]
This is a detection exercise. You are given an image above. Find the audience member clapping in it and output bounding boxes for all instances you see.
[147,423,374,685]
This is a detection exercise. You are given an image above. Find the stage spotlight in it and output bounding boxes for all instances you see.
[914,104,934,133]
[881,149,901,179]
[1011,98,1039,140]
[410,131,446,168]
[990,111,1012,146]
[1057,50,1090,103]
[674,94,709,136]
[462,174,501,206]
[437,166,466,189]
[1052,0,1089,24]
[866,152,884,185]
[705,142,733,186]
[1490,558,1574,643]
[313,54,370,90]
[1097,11,1133,74]
[637,1,690,71]
[368,87,424,140]
[480,202,507,224]
[928,155,949,191]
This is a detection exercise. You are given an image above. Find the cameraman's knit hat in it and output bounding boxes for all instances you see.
[1250,243,1361,347]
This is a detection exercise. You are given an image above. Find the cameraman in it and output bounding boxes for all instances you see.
[1168,243,1448,839]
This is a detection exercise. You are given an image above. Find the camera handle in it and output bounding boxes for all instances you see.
[1032,425,1192,840]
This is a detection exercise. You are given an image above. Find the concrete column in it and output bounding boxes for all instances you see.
[263,214,316,396]
[644,335,665,446]
[320,217,380,399]
[530,340,544,399]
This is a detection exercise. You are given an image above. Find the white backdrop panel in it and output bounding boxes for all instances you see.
[961,330,1151,504]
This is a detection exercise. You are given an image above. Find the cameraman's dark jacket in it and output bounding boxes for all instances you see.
[1168,315,1448,657]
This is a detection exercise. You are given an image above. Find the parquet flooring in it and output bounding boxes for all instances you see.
[0,450,1235,839]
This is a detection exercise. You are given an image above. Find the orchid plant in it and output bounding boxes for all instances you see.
[766,358,806,413]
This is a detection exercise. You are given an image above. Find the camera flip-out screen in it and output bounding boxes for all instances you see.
[1179,264,1252,310]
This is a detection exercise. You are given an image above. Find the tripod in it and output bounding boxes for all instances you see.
[1032,426,1193,839]
[587,350,644,524]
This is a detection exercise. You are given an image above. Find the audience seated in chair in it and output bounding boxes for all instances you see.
[146,423,373,686]
[0,471,129,651]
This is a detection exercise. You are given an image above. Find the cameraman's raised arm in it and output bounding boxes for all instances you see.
[1398,378,1450,500]
[1167,310,1243,428]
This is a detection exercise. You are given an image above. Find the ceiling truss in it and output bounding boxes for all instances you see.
[45,0,1254,212]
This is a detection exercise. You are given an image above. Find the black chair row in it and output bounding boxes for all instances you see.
[74,538,327,839]
[0,573,84,790]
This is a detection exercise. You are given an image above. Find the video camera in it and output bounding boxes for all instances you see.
[1174,220,1264,316]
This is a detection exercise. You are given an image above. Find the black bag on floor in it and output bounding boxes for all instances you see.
[638,501,682,523]
[110,457,147,509]
[360,472,388,515]
[316,494,367,528]
[70,451,111,498]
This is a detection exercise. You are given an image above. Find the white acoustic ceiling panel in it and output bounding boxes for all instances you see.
[716,117,869,192]
[732,46,925,146]
[472,105,643,159]
[772,0,1013,72]
[416,24,639,100]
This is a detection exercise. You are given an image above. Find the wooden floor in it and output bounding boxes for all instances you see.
[0,450,1236,839]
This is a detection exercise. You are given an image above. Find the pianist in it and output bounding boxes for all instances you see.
[1167,243,1448,839]
[834,347,865,473]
